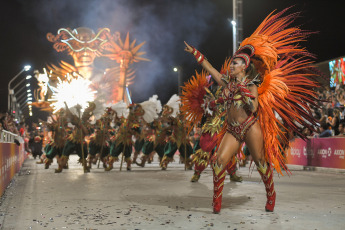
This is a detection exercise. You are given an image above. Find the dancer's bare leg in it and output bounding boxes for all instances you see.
[215,133,241,167]
[244,122,265,166]
[245,122,276,212]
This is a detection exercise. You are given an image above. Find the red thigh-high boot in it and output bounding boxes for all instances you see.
[211,154,227,214]
[257,162,276,212]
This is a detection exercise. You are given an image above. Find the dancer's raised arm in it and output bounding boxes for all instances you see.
[184,41,226,88]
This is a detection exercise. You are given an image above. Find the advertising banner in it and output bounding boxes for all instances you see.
[0,143,26,197]
[286,137,345,169]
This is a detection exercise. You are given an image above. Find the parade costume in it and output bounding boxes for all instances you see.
[137,123,155,167]
[152,116,170,163]
[132,127,145,165]
[56,103,95,173]
[162,112,194,170]
[159,95,185,170]
[181,67,242,183]
[44,112,67,169]
[135,95,162,166]
[106,97,160,171]
[87,108,114,169]
[107,116,134,171]
[185,8,320,213]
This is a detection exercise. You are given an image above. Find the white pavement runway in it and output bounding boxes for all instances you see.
[1,155,345,230]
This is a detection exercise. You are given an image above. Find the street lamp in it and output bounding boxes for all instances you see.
[8,65,31,112]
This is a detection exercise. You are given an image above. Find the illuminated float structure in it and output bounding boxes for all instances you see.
[32,27,149,113]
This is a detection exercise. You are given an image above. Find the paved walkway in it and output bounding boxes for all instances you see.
[1,155,345,230]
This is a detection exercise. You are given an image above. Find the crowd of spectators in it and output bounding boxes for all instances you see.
[303,85,345,138]
[0,112,22,135]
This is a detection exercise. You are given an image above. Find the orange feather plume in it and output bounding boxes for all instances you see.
[238,8,320,175]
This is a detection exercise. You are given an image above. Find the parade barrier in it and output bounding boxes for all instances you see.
[0,130,26,197]
[286,137,345,169]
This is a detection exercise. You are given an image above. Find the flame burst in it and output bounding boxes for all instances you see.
[49,77,96,113]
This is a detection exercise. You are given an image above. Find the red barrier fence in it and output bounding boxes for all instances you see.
[286,137,345,169]
[0,143,26,197]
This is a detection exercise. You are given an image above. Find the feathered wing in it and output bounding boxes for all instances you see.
[238,8,320,175]
[180,70,211,125]
[180,59,231,126]
[166,94,180,118]
[111,100,129,118]
[149,95,162,113]
[140,99,160,123]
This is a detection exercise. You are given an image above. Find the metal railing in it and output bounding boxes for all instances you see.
[0,129,24,143]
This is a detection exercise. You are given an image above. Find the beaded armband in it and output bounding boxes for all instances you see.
[191,47,205,64]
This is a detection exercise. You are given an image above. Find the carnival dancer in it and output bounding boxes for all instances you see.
[184,8,320,213]
[136,122,155,167]
[152,114,169,164]
[131,121,145,165]
[105,101,129,171]
[181,69,243,183]
[87,108,113,169]
[56,102,95,173]
[160,95,193,170]
[106,97,160,171]
[136,95,162,167]
[44,110,67,169]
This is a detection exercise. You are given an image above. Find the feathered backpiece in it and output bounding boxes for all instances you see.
[180,70,211,125]
[140,95,161,123]
[238,7,320,175]
[148,95,162,114]
[163,94,180,118]
[111,100,129,118]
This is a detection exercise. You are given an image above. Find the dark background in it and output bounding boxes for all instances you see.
[1,0,344,124]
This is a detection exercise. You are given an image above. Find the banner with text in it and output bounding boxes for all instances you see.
[0,143,26,197]
[286,137,345,169]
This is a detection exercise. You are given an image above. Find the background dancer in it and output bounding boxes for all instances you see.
[181,68,243,183]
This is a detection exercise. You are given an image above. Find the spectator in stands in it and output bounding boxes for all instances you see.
[336,88,345,106]
[328,109,341,135]
[337,120,345,137]
[5,114,19,134]
[0,112,8,130]
[315,122,332,138]
[19,122,25,137]
[302,127,314,137]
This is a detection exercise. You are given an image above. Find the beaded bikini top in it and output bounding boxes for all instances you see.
[221,74,260,109]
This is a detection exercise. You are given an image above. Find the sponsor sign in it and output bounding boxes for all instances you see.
[286,137,345,169]
[0,143,26,197]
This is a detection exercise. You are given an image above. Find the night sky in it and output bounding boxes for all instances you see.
[1,0,344,123]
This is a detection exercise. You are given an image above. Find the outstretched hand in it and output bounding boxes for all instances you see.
[184,41,193,53]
